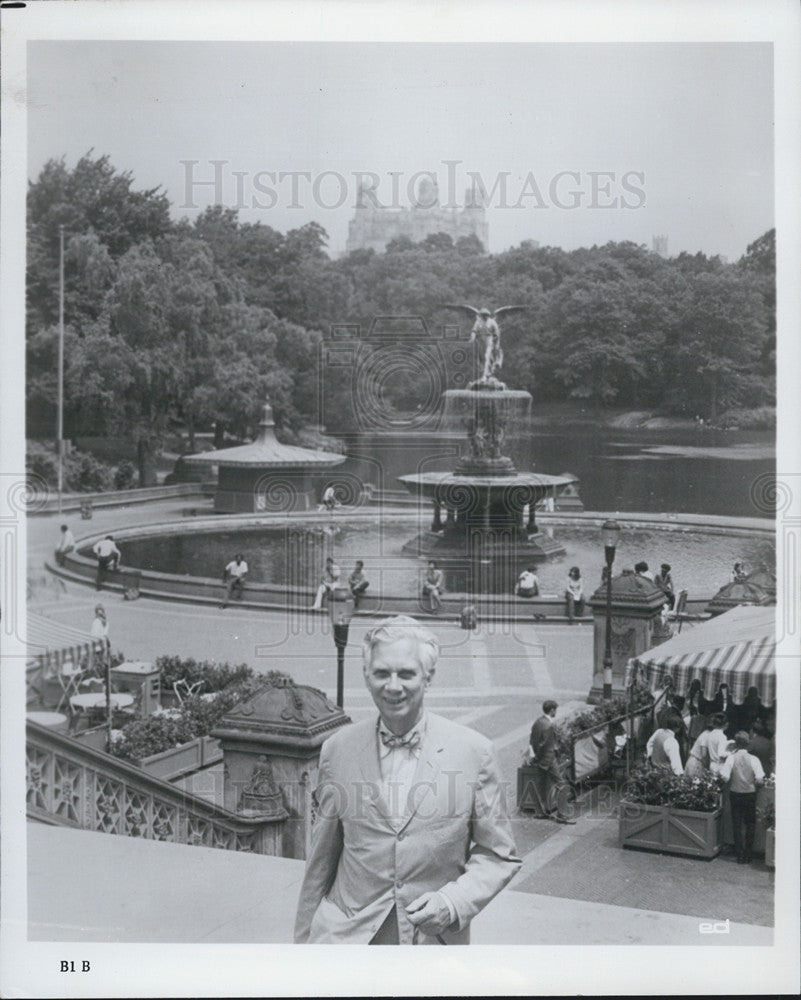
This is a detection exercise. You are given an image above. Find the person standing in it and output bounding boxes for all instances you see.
[720,731,765,864]
[55,523,76,567]
[747,720,775,775]
[89,604,111,686]
[348,560,370,609]
[646,715,684,775]
[654,563,675,609]
[312,556,341,610]
[90,604,110,655]
[92,535,121,591]
[294,615,521,944]
[421,560,444,614]
[685,712,731,778]
[564,566,584,623]
[529,700,576,824]
[220,553,248,608]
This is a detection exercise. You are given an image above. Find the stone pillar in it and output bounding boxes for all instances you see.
[213,678,350,860]
[588,570,668,703]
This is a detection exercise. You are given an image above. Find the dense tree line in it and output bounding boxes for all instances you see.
[27,153,774,481]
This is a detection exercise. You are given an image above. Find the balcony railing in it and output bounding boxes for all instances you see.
[26,720,286,855]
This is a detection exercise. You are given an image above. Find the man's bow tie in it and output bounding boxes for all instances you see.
[380,728,422,750]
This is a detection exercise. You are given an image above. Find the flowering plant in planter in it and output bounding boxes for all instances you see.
[109,670,291,762]
[553,683,654,764]
[622,764,722,813]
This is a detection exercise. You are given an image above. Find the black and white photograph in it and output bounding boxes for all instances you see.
[1,1,799,996]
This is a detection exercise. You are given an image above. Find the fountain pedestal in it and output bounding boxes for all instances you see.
[398,380,576,594]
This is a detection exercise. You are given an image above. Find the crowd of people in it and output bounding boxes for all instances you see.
[645,685,774,865]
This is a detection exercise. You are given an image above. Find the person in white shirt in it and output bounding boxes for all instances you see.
[55,523,75,567]
[90,604,110,661]
[311,556,341,610]
[294,615,520,945]
[634,561,654,582]
[720,731,765,864]
[516,567,539,598]
[684,712,730,777]
[646,716,684,775]
[220,553,248,608]
[92,536,121,591]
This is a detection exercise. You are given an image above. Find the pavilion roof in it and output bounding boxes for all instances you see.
[183,400,345,469]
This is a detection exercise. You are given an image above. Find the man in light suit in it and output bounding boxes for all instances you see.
[294,615,521,945]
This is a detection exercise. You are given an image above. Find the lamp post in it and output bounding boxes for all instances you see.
[601,519,620,700]
[328,582,354,708]
[57,225,65,515]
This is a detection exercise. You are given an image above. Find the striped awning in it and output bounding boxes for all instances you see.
[27,612,96,669]
[625,604,776,705]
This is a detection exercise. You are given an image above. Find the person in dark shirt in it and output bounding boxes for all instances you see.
[747,720,775,775]
[529,700,576,824]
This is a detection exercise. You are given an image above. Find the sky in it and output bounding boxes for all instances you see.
[27,41,774,259]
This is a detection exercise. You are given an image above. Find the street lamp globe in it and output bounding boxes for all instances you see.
[601,519,621,552]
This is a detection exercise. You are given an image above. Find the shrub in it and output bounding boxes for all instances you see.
[25,440,116,493]
[154,655,257,694]
[553,684,654,762]
[113,459,137,490]
[66,451,114,493]
[622,764,721,813]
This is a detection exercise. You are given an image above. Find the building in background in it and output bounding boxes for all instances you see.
[346,176,489,254]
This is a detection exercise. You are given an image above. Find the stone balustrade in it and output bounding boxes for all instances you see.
[26,720,286,855]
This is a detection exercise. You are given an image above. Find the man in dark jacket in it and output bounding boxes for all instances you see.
[529,700,576,824]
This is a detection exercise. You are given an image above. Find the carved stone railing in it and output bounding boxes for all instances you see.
[26,721,286,855]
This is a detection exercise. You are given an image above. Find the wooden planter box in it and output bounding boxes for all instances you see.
[764,827,775,869]
[139,735,222,781]
[619,799,722,859]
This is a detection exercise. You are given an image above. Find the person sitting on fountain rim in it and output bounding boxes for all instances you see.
[516,567,539,598]
[55,523,75,567]
[654,562,675,609]
[312,556,341,610]
[564,566,584,622]
[220,553,248,608]
[421,560,444,613]
[348,560,370,609]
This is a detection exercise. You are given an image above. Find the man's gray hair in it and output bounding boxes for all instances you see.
[362,615,439,676]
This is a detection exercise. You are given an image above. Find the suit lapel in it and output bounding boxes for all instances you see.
[398,715,444,834]
[357,718,397,827]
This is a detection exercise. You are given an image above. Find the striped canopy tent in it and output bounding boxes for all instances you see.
[27,612,96,671]
[625,604,776,706]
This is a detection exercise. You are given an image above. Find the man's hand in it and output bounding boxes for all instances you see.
[405,892,454,938]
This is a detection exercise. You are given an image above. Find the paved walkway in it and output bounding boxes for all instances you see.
[27,823,772,946]
[23,501,774,946]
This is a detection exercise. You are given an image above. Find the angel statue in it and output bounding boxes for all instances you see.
[441,304,529,382]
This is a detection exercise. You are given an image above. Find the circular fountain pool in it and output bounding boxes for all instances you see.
[87,514,774,601]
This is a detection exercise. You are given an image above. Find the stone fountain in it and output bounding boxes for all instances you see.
[397,308,577,594]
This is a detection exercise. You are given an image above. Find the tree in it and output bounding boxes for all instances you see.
[27,153,171,333]
[668,271,768,419]
[67,238,222,485]
[421,232,454,253]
